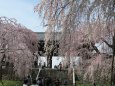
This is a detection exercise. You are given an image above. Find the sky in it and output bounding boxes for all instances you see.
[0,0,45,32]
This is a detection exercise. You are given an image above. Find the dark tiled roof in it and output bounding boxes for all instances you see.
[35,32,61,41]
[35,32,45,40]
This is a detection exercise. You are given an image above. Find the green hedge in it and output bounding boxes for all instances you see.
[0,80,22,86]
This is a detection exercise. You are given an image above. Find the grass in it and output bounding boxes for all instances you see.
[0,80,110,86]
[75,81,110,86]
[0,80,22,86]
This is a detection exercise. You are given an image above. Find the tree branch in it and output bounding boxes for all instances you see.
[101,38,113,48]
[91,42,100,54]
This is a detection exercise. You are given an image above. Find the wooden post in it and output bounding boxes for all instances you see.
[73,67,75,86]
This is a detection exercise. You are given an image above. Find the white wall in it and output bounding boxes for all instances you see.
[38,56,62,68]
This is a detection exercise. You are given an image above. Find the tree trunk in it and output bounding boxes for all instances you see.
[0,61,4,86]
[47,51,53,68]
[113,74,115,85]
[0,55,5,81]
[0,63,2,80]
[47,44,55,68]
[110,35,115,86]
[111,0,115,85]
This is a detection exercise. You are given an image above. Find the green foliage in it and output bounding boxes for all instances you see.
[0,80,22,86]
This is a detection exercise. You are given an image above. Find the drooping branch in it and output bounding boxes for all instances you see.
[36,0,115,84]
[0,16,39,78]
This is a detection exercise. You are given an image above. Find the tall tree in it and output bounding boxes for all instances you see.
[35,0,115,85]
